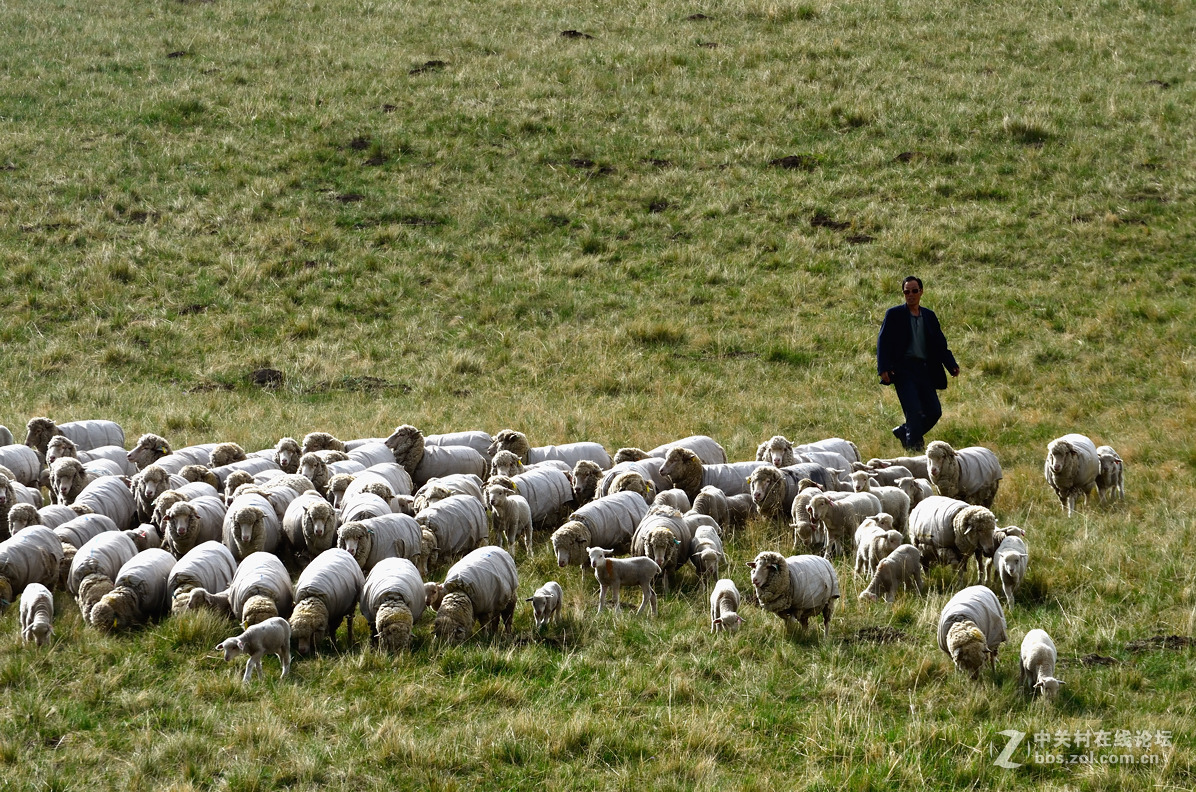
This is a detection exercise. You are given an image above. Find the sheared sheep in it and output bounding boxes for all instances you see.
[937,585,1007,680]
[909,496,998,587]
[19,582,54,647]
[858,544,925,603]
[806,491,882,558]
[415,494,489,572]
[338,513,424,573]
[217,616,292,683]
[993,534,1029,607]
[1019,629,1064,697]
[360,557,426,651]
[526,581,563,628]
[925,441,1002,508]
[485,485,533,556]
[585,547,659,616]
[571,460,604,507]
[660,447,766,502]
[709,578,743,633]
[631,506,693,594]
[854,515,902,577]
[89,548,175,631]
[165,496,227,558]
[488,429,612,470]
[187,551,294,625]
[433,546,519,642]
[551,490,648,570]
[1095,445,1124,503]
[1044,434,1101,516]
[68,530,138,595]
[291,548,365,653]
[747,551,839,637]
[895,476,934,510]
[849,472,911,535]
[167,541,237,613]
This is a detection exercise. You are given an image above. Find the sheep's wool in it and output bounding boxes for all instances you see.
[947,621,988,677]
[242,595,279,626]
[433,592,474,642]
[289,598,329,646]
[376,602,414,651]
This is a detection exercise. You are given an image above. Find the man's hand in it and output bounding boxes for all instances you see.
[880,371,892,384]
[950,366,960,377]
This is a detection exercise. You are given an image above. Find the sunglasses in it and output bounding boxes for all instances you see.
[903,288,921,294]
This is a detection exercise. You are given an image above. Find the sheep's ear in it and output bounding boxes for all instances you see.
[524,597,533,602]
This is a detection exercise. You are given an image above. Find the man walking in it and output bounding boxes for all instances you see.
[877,276,960,451]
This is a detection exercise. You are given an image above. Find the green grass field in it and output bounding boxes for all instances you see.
[0,0,1194,787]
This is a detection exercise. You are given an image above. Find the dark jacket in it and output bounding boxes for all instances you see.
[876,305,958,389]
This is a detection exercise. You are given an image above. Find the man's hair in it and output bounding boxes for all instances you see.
[902,276,923,291]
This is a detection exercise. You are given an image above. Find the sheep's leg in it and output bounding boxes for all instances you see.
[647,583,657,617]
[822,604,833,639]
[278,646,290,678]
[611,581,622,611]
[596,583,607,613]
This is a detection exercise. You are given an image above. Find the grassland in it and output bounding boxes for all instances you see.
[0,0,1194,787]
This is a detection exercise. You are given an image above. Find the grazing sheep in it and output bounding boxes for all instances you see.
[689,525,726,585]
[488,429,612,471]
[597,458,670,498]
[652,488,689,512]
[849,472,912,535]
[0,526,63,610]
[909,496,998,587]
[167,541,237,613]
[165,496,227,558]
[221,494,281,562]
[585,547,660,616]
[610,471,653,504]
[282,492,337,561]
[1044,434,1101,516]
[854,516,902,577]
[77,572,115,623]
[507,467,574,533]
[993,534,1029,607]
[68,530,138,595]
[631,506,693,594]
[433,546,520,642]
[89,548,175,631]
[747,551,839,637]
[526,581,563,628]
[187,551,295,625]
[858,544,925,603]
[19,582,54,647]
[937,585,1007,680]
[709,578,743,633]
[0,444,45,487]
[25,418,125,458]
[1019,629,1064,697]
[646,435,727,466]
[895,476,934,510]
[571,460,604,507]
[485,485,533,556]
[415,494,489,572]
[925,441,1003,508]
[725,493,754,530]
[360,557,426,652]
[216,617,292,683]
[1095,445,1125,503]
[291,548,365,654]
[689,486,730,529]
[864,455,931,480]
[126,523,162,552]
[302,431,345,455]
[6,503,40,535]
[660,447,766,502]
[424,581,445,611]
[551,491,648,571]
[806,491,882,558]
[126,433,173,470]
[338,513,424,573]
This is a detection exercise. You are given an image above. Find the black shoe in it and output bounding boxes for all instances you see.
[892,425,907,444]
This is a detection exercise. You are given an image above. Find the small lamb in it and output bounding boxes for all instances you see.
[858,544,925,603]
[586,547,660,616]
[993,534,1029,607]
[526,581,563,628]
[709,578,743,633]
[216,616,292,683]
[20,582,54,647]
[1095,445,1124,503]
[485,484,533,556]
[1019,628,1064,698]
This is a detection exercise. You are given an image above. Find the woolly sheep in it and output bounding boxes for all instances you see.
[854,516,902,577]
[68,530,138,595]
[290,548,365,653]
[0,526,62,610]
[415,474,485,508]
[689,486,729,529]
[187,551,295,626]
[926,441,1003,509]
[89,548,175,631]
[20,582,54,647]
[76,573,114,623]
[631,506,693,594]
[551,491,648,570]
[207,442,247,469]
[132,465,187,523]
[526,581,563,628]
[338,513,424,573]
[488,429,612,471]
[166,541,237,613]
[485,485,533,556]
[507,466,574,533]
[1095,445,1124,503]
[689,525,726,585]
[858,544,925,603]
[747,551,839,637]
[346,441,395,470]
[571,460,604,507]
[585,547,660,616]
[0,444,44,487]
[221,493,281,562]
[646,435,727,466]
[909,496,998,587]
[433,546,520,642]
[339,492,393,526]
[612,447,649,465]
[49,457,112,506]
[1019,629,1064,697]
[35,504,80,531]
[652,488,689,512]
[46,438,137,476]
[272,437,301,474]
[302,431,345,455]
[282,492,337,561]
[6,503,40,535]
[416,494,489,572]
[166,496,227,558]
[360,557,426,651]
[425,430,495,460]
[749,464,836,524]
[937,585,1007,680]
[345,464,414,501]
[322,474,355,508]
[211,457,280,490]
[25,417,124,457]
[126,433,173,470]
[216,617,292,683]
[223,470,255,500]
[993,534,1029,608]
[660,447,766,502]
[1044,434,1101,516]
[597,458,669,499]
[806,491,882,558]
[610,471,653,504]
[709,578,743,633]
[149,482,217,529]
[895,477,934,510]
[864,455,930,480]
[849,472,912,535]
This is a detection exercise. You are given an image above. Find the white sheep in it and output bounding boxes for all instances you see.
[858,544,925,603]
[526,581,563,628]
[709,578,743,633]
[485,485,533,556]
[853,515,902,577]
[849,472,911,536]
[19,582,54,647]
[993,534,1029,608]
[689,525,725,586]
[186,551,295,626]
[925,441,1003,508]
[747,551,839,637]
[585,547,660,616]
[167,541,237,614]
[806,491,882,558]
[487,429,612,471]
[1019,629,1064,697]
[1094,445,1125,503]
[631,506,693,594]
[89,548,175,631]
[68,530,138,596]
[290,548,365,654]
[73,475,137,531]
[360,557,426,652]
[894,476,934,510]
[1044,433,1101,516]
[433,545,520,642]
[909,495,998,587]
[216,617,292,683]
[937,585,1007,679]
[550,491,648,570]
[221,493,280,562]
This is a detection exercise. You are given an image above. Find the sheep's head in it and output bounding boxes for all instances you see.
[424,582,445,610]
[7,503,38,534]
[416,483,454,513]
[302,500,335,541]
[763,436,795,468]
[925,441,955,479]
[713,611,743,633]
[128,524,162,551]
[151,491,187,527]
[489,450,523,479]
[326,474,355,509]
[850,471,874,493]
[748,465,783,505]
[180,465,219,489]
[222,471,254,501]
[433,592,474,644]
[301,431,344,455]
[747,550,786,591]
[691,548,720,581]
[384,425,425,474]
[0,475,13,509]
[610,471,651,503]
[418,528,438,576]
[45,436,78,466]
[946,620,988,680]
[241,595,279,626]
[89,587,137,632]
[208,443,247,469]
[274,437,301,474]
[359,481,394,501]
[25,417,63,455]
[1034,676,1065,698]
[128,434,171,470]
[552,522,589,568]
[806,493,833,521]
[137,465,172,501]
[298,454,328,489]
[22,617,52,647]
[643,526,678,568]
[337,521,372,565]
[231,505,264,546]
[1046,439,1077,476]
[376,601,415,652]
[487,429,530,462]
[166,501,199,540]
[484,485,510,514]
[50,458,86,505]
[290,598,329,654]
[612,447,649,465]
[955,506,998,555]
[570,460,603,504]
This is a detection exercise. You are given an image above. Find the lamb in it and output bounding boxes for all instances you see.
[709,578,744,633]
[806,491,882,558]
[1043,434,1101,516]
[1094,445,1125,503]
[187,551,295,625]
[854,516,903,577]
[895,476,934,510]
[551,490,648,570]
[89,548,175,631]
[167,540,237,613]
[273,437,302,474]
[689,525,726,586]
[487,429,612,470]
[585,547,660,616]
[631,506,693,594]
[433,546,520,642]
[485,485,533,556]
[24,417,125,458]
[126,433,173,470]
[19,582,54,647]
[302,431,345,455]
[937,585,1007,680]
[689,486,730,530]
[571,460,605,507]
[646,435,727,466]
[526,581,563,628]
[0,526,63,610]
[68,530,138,595]
[659,447,766,502]
[282,492,338,562]
[1019,629,1064,697]
[415,494,489,572]
[165,496,227,558]
[993,534,1029,607]
[863,455,931,480]
[849,472,911,535]
[652,488,689,512]
[858,544,925,603]
[747,551,839,637]
[925,441,1003,508]
[338,513,424,573]
[216,617,292,683]
[909,496,998,587]
[290,548,365,653]
[360,557,426,651]
[221,494,281,562]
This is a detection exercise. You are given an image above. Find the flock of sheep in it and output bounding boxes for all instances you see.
[0,416,1125,694]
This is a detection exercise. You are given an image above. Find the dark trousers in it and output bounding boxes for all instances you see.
[893,360,942,450]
